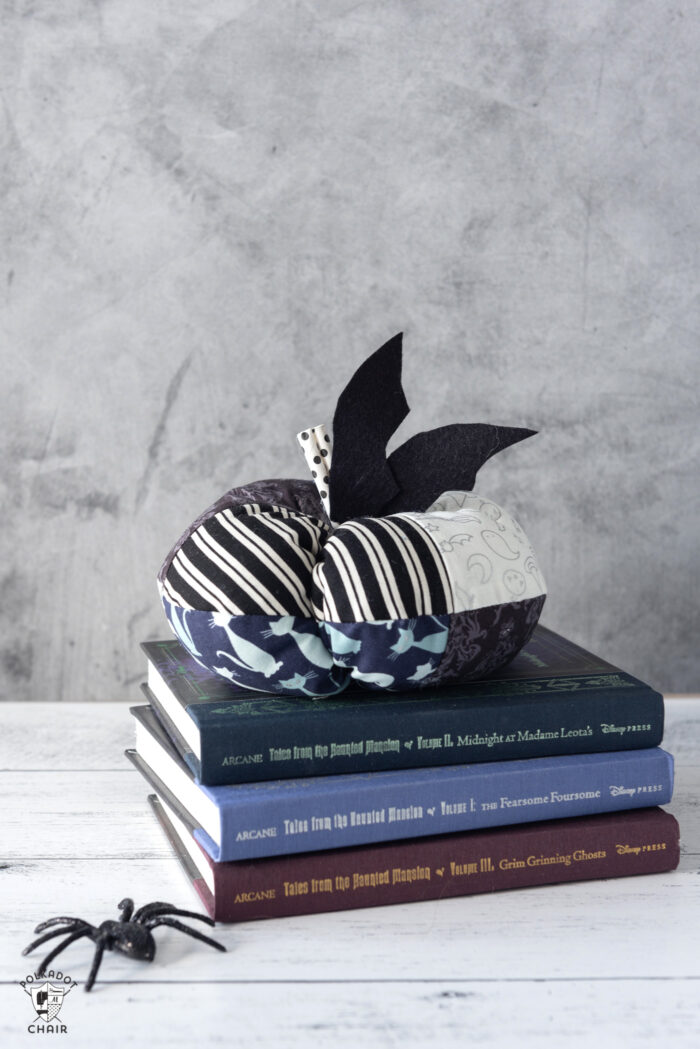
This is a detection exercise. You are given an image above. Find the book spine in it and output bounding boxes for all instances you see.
[197,680,664,784]
[204,808,680,922]
[203,747,674,862]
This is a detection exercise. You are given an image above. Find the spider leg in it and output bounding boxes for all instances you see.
[33,916,89,934]
[33,929,91,976]
[83,941,106,993]
[118,899,134,922]
[147,917,226,952]
[134,903,216,926]
[23,922,91,956]
[131,900,178,922]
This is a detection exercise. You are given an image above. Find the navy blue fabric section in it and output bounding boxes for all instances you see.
[160,593,544,695]
[319,615,450,691]
[162,599,348,697]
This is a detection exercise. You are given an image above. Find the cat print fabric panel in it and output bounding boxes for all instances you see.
[162,601,349,696]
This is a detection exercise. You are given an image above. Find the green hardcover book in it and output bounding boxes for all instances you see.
[140,625,664,786]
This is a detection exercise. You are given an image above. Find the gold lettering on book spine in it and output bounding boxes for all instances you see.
[616,841,667,855]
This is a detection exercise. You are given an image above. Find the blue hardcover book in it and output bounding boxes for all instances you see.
[141,625,665,785]
[127,705,674,862]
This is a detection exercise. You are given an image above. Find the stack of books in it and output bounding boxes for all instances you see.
[127,625,680,922]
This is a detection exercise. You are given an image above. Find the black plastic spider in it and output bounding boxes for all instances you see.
[22,897,226,991]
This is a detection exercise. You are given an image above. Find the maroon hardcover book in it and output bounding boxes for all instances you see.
[150,797,680,923]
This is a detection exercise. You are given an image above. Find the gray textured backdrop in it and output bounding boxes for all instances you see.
[2,0,698,701]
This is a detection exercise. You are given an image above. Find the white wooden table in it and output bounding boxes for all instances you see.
[1,699,699,1047]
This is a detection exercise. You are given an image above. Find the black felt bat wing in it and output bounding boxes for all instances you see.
[327,332,409,522]
[328,333,536,522]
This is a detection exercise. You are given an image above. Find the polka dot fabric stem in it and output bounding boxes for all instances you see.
[297,424,333,521]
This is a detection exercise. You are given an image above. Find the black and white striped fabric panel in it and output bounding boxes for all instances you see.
[311,515,453,622]
[162,504,328,616]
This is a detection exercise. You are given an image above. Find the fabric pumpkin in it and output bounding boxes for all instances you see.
[158,336,546,696]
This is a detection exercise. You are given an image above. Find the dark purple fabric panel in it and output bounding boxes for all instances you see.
[424,594,547,687]
[158,479,325,584]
